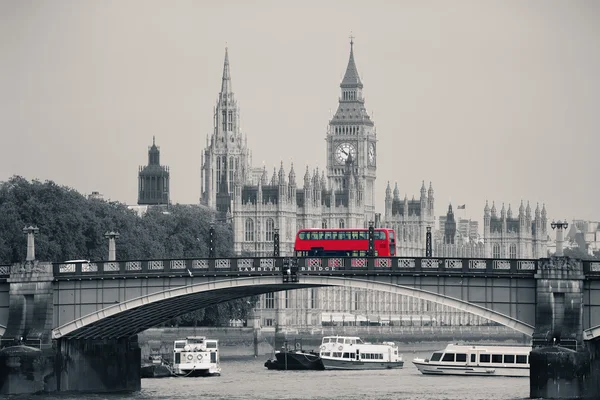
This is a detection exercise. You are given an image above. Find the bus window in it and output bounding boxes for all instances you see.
[351,231,359,240]
[310,232,319,240]
[324,231,332,240]
[389,231,395,239]
[331,231,338,240]
[359,231,367,240]
[298,232,306,240]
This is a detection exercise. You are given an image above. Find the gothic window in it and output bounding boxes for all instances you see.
[227,111,233,131]
[322,219,327,228]
[229,157,234,190]
[265,292,274,309]
[338,219,345,229]
[311,288,318,309]
[245,218,255,242]
[509,244,517,259]
[222,110,226,132]
[492,244,501,258]
[265,218,275,242]
[216,156,222,187]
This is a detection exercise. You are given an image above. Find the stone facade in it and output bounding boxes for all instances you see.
[484,201,548,258]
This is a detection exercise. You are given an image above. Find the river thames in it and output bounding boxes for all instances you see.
[5,350,531,400]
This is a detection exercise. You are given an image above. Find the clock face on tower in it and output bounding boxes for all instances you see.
[335,143,356,164]
[368,143,375,166]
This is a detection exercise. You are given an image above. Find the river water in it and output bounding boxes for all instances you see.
[6,350,531,400]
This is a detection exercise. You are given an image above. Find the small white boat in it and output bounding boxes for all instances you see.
[412,343,531,377]
[172,336,221,377]
[318,335,404,370]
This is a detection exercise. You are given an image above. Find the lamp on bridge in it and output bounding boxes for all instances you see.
[104,231,120,261]
[22,225,40,262]
[208,224,215,258]
[368,221,375,257]
[425,226,432,258]
[273,227,280,257]
[550,220,569,257]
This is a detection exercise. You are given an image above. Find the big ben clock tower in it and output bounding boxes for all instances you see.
[326,36,377,222]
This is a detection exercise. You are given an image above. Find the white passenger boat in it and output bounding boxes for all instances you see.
[172,336,221,377]
[412,343,531,377]
[318,335,404,370]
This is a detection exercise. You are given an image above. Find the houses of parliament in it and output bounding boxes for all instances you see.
[136,40,549,328]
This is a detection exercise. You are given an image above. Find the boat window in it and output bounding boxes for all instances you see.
[504,355,515,364]
[480,354,491,363]
[516,355,527,364]
[456,353,467,362]
[332,352,342,357]
[337,338,344,343]
[441,353,455,362]
[174,342,186,349]
[322,338,330,344]
[322,352,330,357]
[470,354,476,362]
[357,338,364,344]
[206,341,217,348]
[343,352,352,358]
[430,352,443,362]
[492,354,502,363]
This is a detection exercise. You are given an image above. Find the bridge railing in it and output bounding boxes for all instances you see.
[582,260,600,276]
[52,257,287,278]
[51,256,542,279]
[0,264,10,279]
[296,257,538,276]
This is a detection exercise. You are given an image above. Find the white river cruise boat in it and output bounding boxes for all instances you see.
[318,336,404,370]
[172,336,221,377]
[412,343,531,377]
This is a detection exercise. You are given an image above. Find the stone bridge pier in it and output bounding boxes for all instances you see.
[530,256,599,399]
[0,228,140,395]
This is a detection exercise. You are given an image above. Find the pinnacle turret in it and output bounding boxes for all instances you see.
[341,36,363,89]
[221,47,232,95]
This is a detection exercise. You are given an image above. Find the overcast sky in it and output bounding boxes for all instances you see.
[1,0,598,227]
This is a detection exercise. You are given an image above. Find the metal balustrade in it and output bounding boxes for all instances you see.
[0,258,593,280]
[46,257,549,279]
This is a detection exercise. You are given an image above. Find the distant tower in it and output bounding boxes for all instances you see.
[444,204,456,244]
[200,48,251,209]
[326,36,377,223]
[138,136,170,205]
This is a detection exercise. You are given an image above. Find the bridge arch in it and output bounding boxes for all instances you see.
[52,276,534,340]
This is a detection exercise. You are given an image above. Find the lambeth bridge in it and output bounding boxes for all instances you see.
[1,234,600,397]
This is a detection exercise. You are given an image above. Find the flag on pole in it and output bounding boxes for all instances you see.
[457,204,466,209]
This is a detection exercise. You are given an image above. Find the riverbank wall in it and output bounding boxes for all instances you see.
[138,326,527,361]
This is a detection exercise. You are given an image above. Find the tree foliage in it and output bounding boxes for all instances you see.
[0,176,258,326]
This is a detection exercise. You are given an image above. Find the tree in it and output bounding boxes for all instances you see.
[0,176,259,326]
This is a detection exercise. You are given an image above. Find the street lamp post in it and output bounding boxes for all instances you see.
[273,227,280,257]
[550,220,569,257]
[368,221,375,257]
[425,226,432,258]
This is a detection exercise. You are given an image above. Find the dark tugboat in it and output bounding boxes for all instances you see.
[264,339,324,370]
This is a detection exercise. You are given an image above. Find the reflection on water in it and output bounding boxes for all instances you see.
[5,351,529,400]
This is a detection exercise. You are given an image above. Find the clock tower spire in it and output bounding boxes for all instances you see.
[326,36,377,223]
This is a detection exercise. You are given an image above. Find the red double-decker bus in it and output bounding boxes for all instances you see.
[294,228,397,257]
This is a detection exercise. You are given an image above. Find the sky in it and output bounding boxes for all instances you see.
[1,0,599,230]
